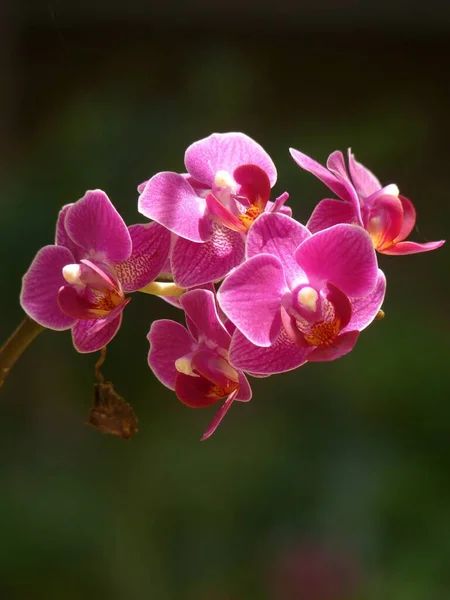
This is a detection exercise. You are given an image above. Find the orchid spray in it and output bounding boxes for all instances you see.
[0,132,445,440]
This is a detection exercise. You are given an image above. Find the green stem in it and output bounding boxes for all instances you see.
[0,316,45,390]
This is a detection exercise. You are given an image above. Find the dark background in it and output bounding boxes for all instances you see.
[0,1,449,598]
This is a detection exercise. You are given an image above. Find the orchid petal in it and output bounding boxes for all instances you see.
[57,285,100,320]
[115,223,171,292]
[229,328,309,375]
[174,372,224,408]
[269,191,290,214]
[71,309,125,353]
[192,349,239,390]
[367,194,403,251]
[138,172,213,242]
[307,199,358,233]
[396,195,416,242]
[20,245,76,330]
[201,389,239,441]
[382,239,445,255]
[147,319,197,390]
[218,254,288,347]
[289,148,353,203]
[180,289,231,350]
[64,190,132,264]
[185,132,277,188]
[347,149,381,199]
[246,213,310,288]
[205,193,247,233]
[55,204,82,260]
[236,372,252,402]
[295,224,378,298]
[345,269,386,332]
[307,330,359,362]
[233,164,271,210]
[171,224,245,287]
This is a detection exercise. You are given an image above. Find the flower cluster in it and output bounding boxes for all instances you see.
[20,133,445,439]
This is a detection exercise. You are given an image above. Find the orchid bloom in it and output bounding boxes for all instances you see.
[147,289,252,440]
[20,190,170,352]
[218,214,383,372]
[138,132,290,287]
[290,147,445,255]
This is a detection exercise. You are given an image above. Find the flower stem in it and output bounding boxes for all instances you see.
[0,316,45,390]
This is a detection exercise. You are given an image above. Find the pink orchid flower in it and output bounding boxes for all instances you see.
[147,289,252,440]
[218,214,383,372]
[290,147,445,255]
[20,190,170,352]
[138,132,290,287]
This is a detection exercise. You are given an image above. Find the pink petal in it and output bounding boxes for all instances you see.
[289,148,354,203]
[269,191,290,214]
[147,319,197,389]
[201,389,239,441]
[174,372,224,408]
[64,190,132,264]
[229,328,309,375]
[344,269,386,332]
[233,164,271,210]
[192,349,239,390]
[218,254,288,347]
[295,224,378,298]
[325,283,352,330]
[115,223,171,292]
[382,239,445,255]
[307,330,359,362]
[171,224,245,287]
[138,172,213,243]
[57,285,99,320]
[185,132,277,188]
[180,289,231,350]
[205,193,247,233]
[55,204,83,260]
[71,310,124,353]
[246,213,310,288]
[20,245,76,330]
[236,372,252,402]
[307,199,358,234]
[367,194,403,251]
[347,149,381,199]
[395,195,416,241]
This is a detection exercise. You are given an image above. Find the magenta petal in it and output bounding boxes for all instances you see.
[218,254,288,347]
[71,311,124,353]
[233,164,271,210]
[368,194,403,251]
[396,195,416,242]
[57,285,98,319]
[180,289,231,350]
[171,224,245,287]
[185,132,277,188]
[192,350,238,390]
[20,245,76,330]
[269,191,290,214]
[147,320,197,389]
[246,213,310,288]
[230,328,309,375]
[175,372,223,408]
[115,223,171,292]
[347,149,381,199]
[307,330,359,362]
[295,224,378,298]
[325,283,352,330]
[138,172,213,243]
[65,190,132,264]
[55,204,83,260]
[201,390,239,441]
[289,148,353,203]
[345,269,386,332]
[205,193,247,233]
[236,372,252,402]
[307,199,358,233]
[382,239,445,255]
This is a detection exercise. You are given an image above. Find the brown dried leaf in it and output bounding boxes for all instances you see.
[85,381,138,440]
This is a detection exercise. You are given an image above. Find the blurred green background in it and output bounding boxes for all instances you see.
[0,2,449,599]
